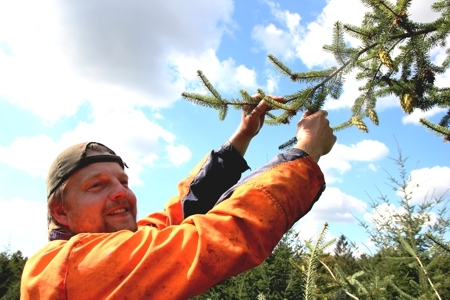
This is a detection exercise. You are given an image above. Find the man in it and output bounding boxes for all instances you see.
[21,98,336,299]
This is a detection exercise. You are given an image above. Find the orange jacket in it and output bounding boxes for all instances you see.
[21,147,325,300]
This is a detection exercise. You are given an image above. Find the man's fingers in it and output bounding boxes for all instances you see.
[263,94,285,103]
[251,100,268,116]
[302,110,328,118]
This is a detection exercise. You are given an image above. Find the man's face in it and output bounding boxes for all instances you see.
[60,161,138,234]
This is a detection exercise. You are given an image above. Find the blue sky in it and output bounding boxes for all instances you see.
[0,0,448,257]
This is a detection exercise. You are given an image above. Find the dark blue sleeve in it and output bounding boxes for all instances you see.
[182,141,250,218]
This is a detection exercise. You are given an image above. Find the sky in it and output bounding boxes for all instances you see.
[0,0,448,258]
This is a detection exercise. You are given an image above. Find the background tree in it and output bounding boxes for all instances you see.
[0,248,27,300]
[355,148,450,299]
[333,235,360,277]
[182,0,450,148]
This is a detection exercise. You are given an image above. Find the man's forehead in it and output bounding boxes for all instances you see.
[71,161,128,181]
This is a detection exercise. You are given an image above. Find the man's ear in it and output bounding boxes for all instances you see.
[50,201,69,226]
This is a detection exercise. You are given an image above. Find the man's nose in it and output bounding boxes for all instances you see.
[109,180,127,201]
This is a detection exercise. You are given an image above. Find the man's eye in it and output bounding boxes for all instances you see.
[90,182,103,189]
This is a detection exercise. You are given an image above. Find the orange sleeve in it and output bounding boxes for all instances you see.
[137,153,209,229]
[21,153,324,300]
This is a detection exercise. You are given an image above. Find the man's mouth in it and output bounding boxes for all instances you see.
[108,208,127,215]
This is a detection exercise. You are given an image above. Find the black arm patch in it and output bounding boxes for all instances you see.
[182,141,250,218]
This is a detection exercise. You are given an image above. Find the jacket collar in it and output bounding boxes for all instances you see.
[49,230,73,241]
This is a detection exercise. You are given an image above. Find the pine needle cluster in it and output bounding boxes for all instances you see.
[181,0,450,148]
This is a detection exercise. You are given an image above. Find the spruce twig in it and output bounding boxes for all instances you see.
[181,0,450,146]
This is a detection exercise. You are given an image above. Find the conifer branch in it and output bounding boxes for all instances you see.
[182,0,450,146]
[267,54,292,77]
[197,70,222,101]
[181,92,224,109]
[278,137,297,150]
[318,261,360,300]
[303,222,332,300]
[343,24,374,40]
[419,118,450,142]
[376,0,398,18]
[426,233,450,253]
[398,234,442,300]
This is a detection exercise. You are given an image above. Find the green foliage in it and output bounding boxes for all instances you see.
[182,0,450,148]
[355,147,450,299]
[298,223,336,300]
[0,247,27,300]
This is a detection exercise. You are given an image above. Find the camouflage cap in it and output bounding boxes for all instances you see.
[46,142,127,198]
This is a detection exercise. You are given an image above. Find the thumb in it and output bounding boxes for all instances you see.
[251,100,268,117]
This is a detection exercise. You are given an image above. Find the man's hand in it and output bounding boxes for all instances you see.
[295,110,336,162]
[229,94,284,157]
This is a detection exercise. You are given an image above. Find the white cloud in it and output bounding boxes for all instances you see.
[0,46,87,124]
[409,1,440,23]
[402,107,448,125]
[367,163,378,172]
[362,202,438,242]
[403,166,450,204]
[319,140,389,183]
[0,107,191,187]
[293,0,367,68]
[310,187,367,223]
[0,135,57,178]
[364,202,406,231]
[431,43,450,68]
[0,0,236,123]
[250,1,305,61]
[294,187,366,241]
[251,1,303,62]
[0,198,48,257]
[435,70,450,91]
[264,71,279,94]
[165,144,192,167]
[170,49,261,96]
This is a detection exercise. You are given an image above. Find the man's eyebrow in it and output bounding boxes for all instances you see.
[81,173,106,183]
[117,172,129,180]
[85,172,105,179]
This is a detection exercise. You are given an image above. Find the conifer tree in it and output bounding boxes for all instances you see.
[356,148,450,299]
[182,0,450,148]
[0,248,27,300]
[333,235,359,278]
[289,222,336,299]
